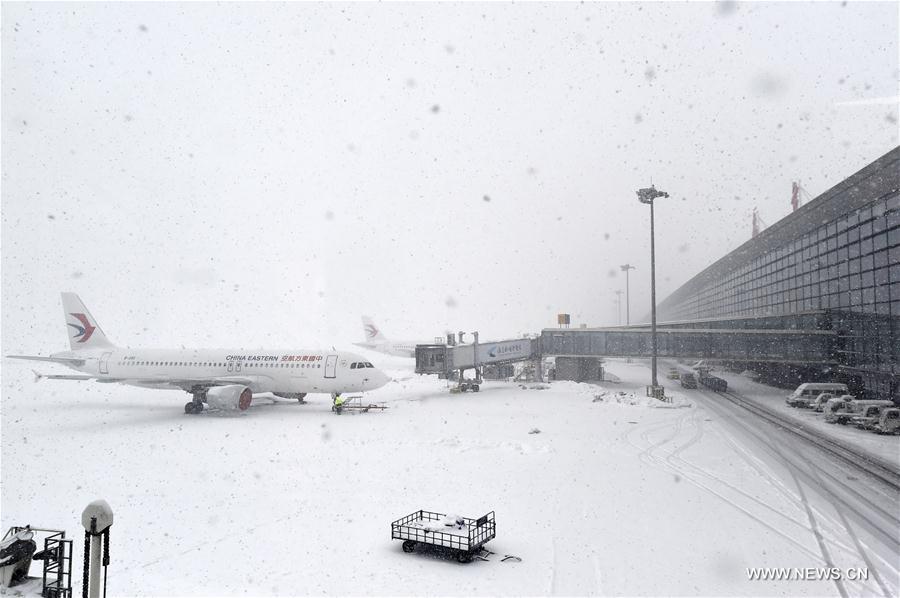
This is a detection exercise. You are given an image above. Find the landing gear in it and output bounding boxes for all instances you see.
[184,391,206,415]
[297,392,307,404]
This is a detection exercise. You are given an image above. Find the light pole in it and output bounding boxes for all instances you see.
[637,185,668,397]
[620,264,635,325]
[614,290,623,325]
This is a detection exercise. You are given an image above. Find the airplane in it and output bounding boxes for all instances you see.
[7,293,391,415]
[352,316,428,358]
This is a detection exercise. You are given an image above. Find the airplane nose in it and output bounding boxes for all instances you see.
[371,369,391,388]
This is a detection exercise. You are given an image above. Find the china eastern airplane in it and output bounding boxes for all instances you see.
[7,293,391,414]
[352,316,427,358]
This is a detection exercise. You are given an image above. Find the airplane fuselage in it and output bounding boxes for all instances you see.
[54,348,389,394]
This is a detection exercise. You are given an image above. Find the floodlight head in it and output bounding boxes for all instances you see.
[82,499,114,534]
[637,185,668,204]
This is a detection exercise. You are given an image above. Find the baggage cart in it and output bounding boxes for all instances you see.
[391,510,495,563]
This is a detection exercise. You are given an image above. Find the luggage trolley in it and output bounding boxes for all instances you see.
[391,510,495,563]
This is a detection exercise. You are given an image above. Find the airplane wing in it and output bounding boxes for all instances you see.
[99,375,260,392]
[33,370,94,382]
[31,372,262,393]
[8,354,87,366]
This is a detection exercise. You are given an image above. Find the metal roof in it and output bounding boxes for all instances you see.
[657,146,900,320]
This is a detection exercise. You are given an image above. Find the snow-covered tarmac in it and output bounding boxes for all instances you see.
[2,358,897,596]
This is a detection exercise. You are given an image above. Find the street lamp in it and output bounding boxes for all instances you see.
[619,263,636,325]
[614,290,623,325]
[636,185,668,397]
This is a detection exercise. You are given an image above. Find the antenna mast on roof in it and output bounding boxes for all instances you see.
[791,181,814,212]
[752,208,769,239]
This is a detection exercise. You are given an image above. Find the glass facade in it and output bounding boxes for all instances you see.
[662,192,900,323]
[657,149,900,399]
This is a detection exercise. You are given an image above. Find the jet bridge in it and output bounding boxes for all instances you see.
[415,334,538,384]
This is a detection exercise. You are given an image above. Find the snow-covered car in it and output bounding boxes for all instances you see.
[810,392,831,411]
[874,408,900,435]
[827,399,891,425]
[666,368,680,380]
[823,397,854,424]
[786,382,849,408]
[851,405,886,430]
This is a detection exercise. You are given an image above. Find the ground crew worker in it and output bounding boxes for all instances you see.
[333,393,345,415]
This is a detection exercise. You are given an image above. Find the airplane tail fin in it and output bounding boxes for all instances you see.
[61,292,114,350]
[361,316,387,342]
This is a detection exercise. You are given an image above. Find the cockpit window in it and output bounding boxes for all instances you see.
[365,362,374,368]
[350,362,358,369]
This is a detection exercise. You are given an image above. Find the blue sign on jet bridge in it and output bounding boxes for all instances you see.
[476,339,532,363]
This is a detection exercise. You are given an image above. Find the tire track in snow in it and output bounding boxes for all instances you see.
[693,387,898,597]
[625,409,835,564]
[802,456,894,598]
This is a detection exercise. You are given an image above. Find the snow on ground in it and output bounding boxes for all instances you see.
[1,356,895,596]
[672,364,900,466]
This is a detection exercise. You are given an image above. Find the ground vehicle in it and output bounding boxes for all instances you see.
[811,392,837,412]
[851,405,887,430]
[874,408,900,435]
[392,510,495,563]
[825,398,890,424]
[666,368,680,380]
[680,373,697,389]
[823,397,855,424]
[699,375,727,392]
[786,383,848,408]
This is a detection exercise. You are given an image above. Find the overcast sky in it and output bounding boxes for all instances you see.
[2,1,898,353]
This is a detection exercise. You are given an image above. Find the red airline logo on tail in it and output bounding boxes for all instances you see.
[67,313,96,343]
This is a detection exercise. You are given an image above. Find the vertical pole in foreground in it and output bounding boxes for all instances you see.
[625,267,631,325]
[636,186,666,397]
[620,264,635,326]
[81,500,113,598]
[649,199,658,389]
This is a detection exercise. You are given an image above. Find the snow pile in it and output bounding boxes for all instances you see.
[591,389,692,409]
[422,514,466,533]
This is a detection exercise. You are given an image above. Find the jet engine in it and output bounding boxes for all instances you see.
[206,385,252,411]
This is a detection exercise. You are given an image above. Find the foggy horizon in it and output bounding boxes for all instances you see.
[3,1,898,352]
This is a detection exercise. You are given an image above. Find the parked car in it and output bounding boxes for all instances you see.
[823,397,853,424]
[667,368,680,380]
[811,392,837,412]
[825,398,890,425]
[874,408,900,435]
[786,382,849,408]
[851,405,886,430]
[680,373,697,389]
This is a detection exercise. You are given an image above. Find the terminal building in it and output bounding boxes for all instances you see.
[541,146,900,399]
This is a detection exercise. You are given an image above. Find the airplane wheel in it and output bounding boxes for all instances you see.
[184,402,196,414]
[472,385,480,392]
